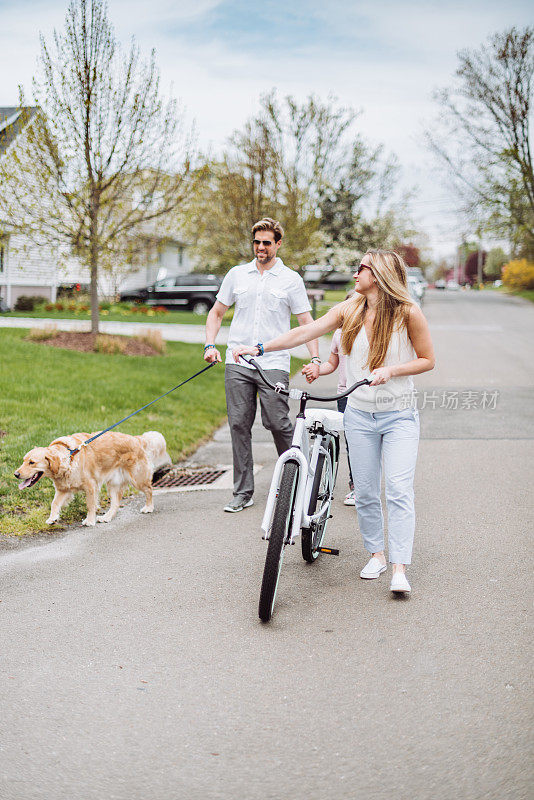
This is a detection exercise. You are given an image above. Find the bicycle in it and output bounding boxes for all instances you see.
[239,356,370,622]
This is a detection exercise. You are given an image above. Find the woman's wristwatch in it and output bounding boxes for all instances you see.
[310,356,321,365]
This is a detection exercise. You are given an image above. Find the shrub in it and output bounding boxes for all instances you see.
[136,329,166,354]
[79,304,89,312]
[502,259,534,290]
[99,301,112,311]
[27,325,58,341]
[94,335,126,355]
[54,302,64,311]
[15,295,36,311]
[153,306,169,314]
[44,303,54,311]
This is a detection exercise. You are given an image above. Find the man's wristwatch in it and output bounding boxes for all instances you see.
[255,342,264,356]
[204,344,216,351]
[310,356,321,365]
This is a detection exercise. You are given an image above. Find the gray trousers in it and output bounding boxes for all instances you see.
[225,365,294,499]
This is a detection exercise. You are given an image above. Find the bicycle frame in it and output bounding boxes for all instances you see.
[238,355,370,546]
[261,415,334,544]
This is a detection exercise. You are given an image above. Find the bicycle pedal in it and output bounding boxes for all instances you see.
[315,546,339,555]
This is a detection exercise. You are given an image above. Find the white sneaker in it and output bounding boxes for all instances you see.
[360,557,387,579]
[343,489,356,506]
[390,571,411,593]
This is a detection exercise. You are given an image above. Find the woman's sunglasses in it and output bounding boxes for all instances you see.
[355,264,372,275]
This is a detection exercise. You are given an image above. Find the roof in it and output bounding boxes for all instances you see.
[0,106,38,156]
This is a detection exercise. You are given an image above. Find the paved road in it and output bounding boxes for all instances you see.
[1,290,533,800]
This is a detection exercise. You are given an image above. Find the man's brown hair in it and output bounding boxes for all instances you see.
[252,218,284,242]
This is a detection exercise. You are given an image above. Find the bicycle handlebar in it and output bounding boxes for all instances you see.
[240,355,371,401]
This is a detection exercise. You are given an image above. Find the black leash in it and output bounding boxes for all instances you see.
[68,361,217,458]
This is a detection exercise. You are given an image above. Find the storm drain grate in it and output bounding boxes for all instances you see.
[153,467,228,489]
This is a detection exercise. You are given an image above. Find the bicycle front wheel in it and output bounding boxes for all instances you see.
[258,460,299,623]
[301,438,337,563]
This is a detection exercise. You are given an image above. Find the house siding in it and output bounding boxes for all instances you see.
[0,234,60,306]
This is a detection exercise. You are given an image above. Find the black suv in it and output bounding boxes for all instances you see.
[120,273,222,314]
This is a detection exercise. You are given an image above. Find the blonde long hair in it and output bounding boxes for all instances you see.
[340,250,414,371]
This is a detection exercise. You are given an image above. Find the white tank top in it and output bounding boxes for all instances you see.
[345,323,416,412]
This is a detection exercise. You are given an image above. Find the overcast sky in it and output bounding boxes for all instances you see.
[1,0,532,261]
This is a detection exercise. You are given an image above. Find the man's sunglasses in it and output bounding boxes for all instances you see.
[253,239,275,247]
[355,264,372,275]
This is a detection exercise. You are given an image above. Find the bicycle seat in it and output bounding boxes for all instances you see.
[305,408,345,433]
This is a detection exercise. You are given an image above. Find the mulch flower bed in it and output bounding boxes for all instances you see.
[32,331,160,357]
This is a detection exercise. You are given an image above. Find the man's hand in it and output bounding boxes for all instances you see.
[302,362,320,383]
[204,346,222,363]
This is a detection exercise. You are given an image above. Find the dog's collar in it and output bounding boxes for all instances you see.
[51,440,86,460]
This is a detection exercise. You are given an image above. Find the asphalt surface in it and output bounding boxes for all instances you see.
[1,289,533,800]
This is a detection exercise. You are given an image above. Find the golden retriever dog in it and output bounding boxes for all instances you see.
[14,430,171,527]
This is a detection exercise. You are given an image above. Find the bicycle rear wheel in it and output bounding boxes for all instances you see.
[258,460,299,622]
[301,438,338,563]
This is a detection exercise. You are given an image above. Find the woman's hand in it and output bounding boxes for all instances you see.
[232,345,259,363]
[369,366,394,386]
[302,363,320,383]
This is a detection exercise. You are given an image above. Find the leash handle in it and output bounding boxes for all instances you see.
[68,361,217,456]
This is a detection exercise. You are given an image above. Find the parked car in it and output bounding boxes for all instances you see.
[303,265,352,290]
[434,279,446,289]
[119,273,222,314]
[446,280,461,291]
[407,275,424,305]
[407,267,428,289]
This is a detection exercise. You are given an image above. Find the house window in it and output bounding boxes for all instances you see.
[0,239,5,274]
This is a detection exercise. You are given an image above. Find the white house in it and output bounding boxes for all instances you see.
[0,106,196,308]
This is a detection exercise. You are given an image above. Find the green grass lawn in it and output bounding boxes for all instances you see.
[501,287,534,303]
[0,329,305,537]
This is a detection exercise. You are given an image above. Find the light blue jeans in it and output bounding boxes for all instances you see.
[344,405,420,564]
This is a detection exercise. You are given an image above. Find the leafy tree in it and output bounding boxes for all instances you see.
[187,91,412,272]
[465,250,487,284]
[426,27,534,258]
[0,0,193,332]
[395,243,421,269]
[484,246,508,278]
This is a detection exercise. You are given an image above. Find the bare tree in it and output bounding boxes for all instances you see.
[186,91,408,272]
[426,27,534,257]
[0,0,194,331]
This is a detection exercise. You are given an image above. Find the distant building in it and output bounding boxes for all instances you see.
[0,106,195,307]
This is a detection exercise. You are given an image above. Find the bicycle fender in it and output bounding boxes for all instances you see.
[261,448,307,541]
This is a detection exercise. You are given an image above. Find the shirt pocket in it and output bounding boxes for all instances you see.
[233,286,250,309]
[265,288,288,312]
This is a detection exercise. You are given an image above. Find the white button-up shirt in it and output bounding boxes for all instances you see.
[216,258,311,371]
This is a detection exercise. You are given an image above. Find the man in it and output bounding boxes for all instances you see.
[204,217,320,512]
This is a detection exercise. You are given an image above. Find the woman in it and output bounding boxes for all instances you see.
[233,250,435,594]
